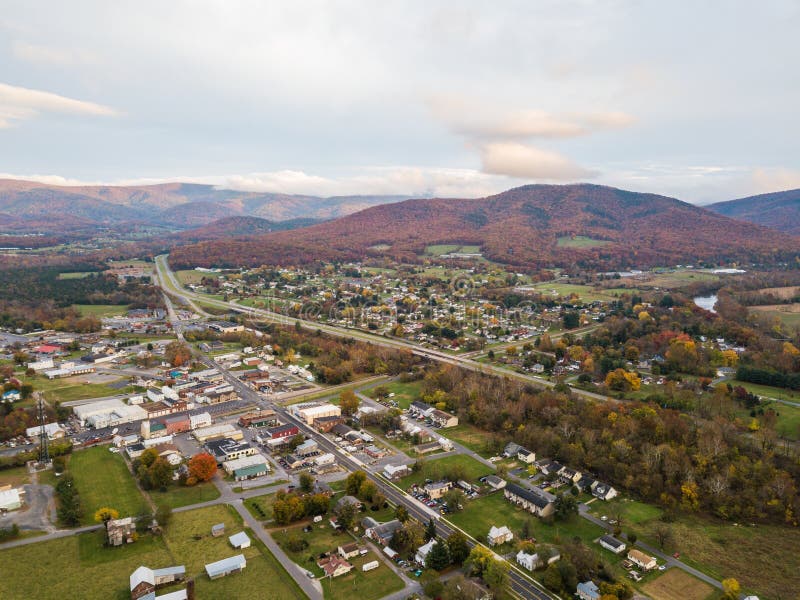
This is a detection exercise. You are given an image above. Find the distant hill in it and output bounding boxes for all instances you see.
[0,179,408,233]
[175,215,323,242]
[169,183,800,271]
[706,189,800,235]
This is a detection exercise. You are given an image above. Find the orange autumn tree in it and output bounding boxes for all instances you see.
[187,452,217,485]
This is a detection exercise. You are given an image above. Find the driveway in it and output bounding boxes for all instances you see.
[0,484,56,533]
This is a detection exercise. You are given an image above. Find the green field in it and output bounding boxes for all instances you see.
[244,493,278,521]
[149,481,221,509]
[521,282,635,303]
[272,522,404,600]
[0,465,31,487]
[605,499,800,599]
[750,305,800,329]
[25,373,135,403]
[449,491,604,548]
[368,379,423,409]
[398,454,493,488]
[556,235,611,248]
[57,271,95,280]
[0,505,305,600]
[70,304,128,318]
[69,446,150,525]
[439,423,498,456]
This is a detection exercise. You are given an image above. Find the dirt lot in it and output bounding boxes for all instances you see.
[641,568,715,600]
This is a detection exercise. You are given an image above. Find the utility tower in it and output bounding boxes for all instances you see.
[37,393,50,465]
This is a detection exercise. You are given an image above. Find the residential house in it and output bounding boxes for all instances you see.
[503,483,555,518]
[205,554,246,579]
[336,495,362,512]
[487,525,514,546]
[591,481,618,501]
[503,442,522,458]
[516,550,537,571]
[517,448,536,464]
[424,480,452,500]
[415,539,436,565]
[317,555,353,578]
[429,409,458,428]
[598,535,626,554]
[408,400,433,419]
[363,518,402,546]
[107,517,136,546]
[577,581,601,600]
[338,542,360,559]
[558,466,582,484]
[628,549,657,571]
[382,464,411,480]
[485,475,507,491]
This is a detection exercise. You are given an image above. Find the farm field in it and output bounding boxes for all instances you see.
[749,303,800,328]
[398,454,493,488]
[0,505,304,600]
[556,235,610,248]
[424,244,482,255]
[69,304,128,317]
[519,282,634,302]
[272,522,404,600]
[68,446,149,525]
[629,509,799,599]
[642,569,717,600]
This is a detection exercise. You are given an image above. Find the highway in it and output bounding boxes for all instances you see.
[155,255,618,406]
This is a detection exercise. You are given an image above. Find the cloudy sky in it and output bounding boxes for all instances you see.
[1,1,799,203]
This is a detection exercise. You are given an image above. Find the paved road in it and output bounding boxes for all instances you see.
[155,255,619,407]
[0,523,102,550]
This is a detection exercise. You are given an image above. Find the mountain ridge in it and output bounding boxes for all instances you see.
[169,183,800,271]
[706,188,800,235]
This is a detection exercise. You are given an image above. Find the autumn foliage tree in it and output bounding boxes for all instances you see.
[165,341,191,367]
[94,507,119,523]
[187,452,217,484]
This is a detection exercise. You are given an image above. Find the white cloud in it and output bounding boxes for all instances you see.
[429,95,635,140]
[0,82,117,128]
[748,167,800,195]
[480,142,596,180]
[11,41,100,66]
[0,167,520,199]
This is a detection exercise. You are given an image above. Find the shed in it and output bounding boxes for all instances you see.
[205,554,246,579]
[228,531,251,549]
[211,523,225,537]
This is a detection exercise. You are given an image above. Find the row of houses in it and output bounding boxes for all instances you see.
[535,458,618,501]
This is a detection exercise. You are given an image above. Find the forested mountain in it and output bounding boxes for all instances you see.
[0,179,407,232]
[169,184,800,270]
[174,215,322,242]
[706,189,800,235]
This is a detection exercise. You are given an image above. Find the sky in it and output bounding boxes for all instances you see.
[0,1,799,203]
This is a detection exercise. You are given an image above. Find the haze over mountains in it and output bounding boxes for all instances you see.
[706,189,800,236]
[169,184,800,271]
[0,179,408,232]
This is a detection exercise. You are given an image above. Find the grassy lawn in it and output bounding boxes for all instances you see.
[367,379,423,409]
[642,568,717,600]
[521,282,630,303]
[24,373,135,403]
[440,423,496,455]
[631,512,799,599]
[448,492,605,549]
[749,304,800,329]
[730,379,800,403]
[70,304,128,318]
[425,244,461,255]
[244,493,278,521]
[0,465,31,487]
[57,271,95,279]
[175,269,209,285]
[556,235,610,248]
[69,446,150,524]
[0,504,305,600]
[587,497,663,525]
[149,481,221,509]
[398,454,493,488]
[272,523,404,600]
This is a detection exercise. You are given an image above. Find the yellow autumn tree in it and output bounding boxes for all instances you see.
[94,507,120,523]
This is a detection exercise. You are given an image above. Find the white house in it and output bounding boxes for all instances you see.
[516,550,537,571]
[598,534,626,554]
[628,549,657,571]
[382,464,411,480]
[487,525,514,546]
[415,539,436,565]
